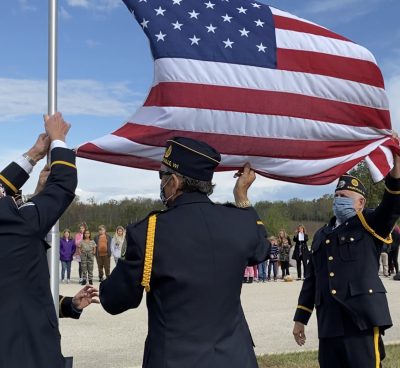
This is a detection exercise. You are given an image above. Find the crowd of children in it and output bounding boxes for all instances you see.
[243,226,309,283]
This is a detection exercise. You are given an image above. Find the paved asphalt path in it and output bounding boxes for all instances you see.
[59,267,400,368]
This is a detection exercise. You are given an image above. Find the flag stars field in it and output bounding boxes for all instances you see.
[222,14,233,22]
[172,21,183,30]
[206,24,217,33]
[155,7,166,16]
[189,35,201,45]
[140,18,149,28]
[155,31,166,41]
[223,38,234,48]
[205,2,216,10]
[239,28,250,37]
[189,10,200,19]
[256,42,267,52]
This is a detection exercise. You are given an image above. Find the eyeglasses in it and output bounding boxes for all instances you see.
[158,170,173,180]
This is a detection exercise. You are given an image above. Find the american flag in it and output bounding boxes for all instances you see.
[76,0,398,184]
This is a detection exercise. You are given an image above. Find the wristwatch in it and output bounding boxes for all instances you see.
[236,200,252,208]
[23,153,37,167]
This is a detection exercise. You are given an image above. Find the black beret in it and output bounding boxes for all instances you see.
[335,174,367,198]
[161,137,221,181]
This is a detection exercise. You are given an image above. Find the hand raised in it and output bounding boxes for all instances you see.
[44,112,71,142]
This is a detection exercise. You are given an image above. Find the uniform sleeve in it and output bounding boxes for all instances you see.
[0,161,30,197]
[100,226,144,315]
[18,147,77,238]
[59,295,82,319]
[293,247,316,325]
[247,208,270,266]
[364,175,400,240]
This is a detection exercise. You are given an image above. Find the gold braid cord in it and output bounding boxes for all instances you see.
[356,212,393,244]
[141,214,157,292]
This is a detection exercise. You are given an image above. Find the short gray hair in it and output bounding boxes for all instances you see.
[161,165,215,196]
[180,176,215,196]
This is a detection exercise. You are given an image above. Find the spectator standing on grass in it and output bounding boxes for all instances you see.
[79,229,96,285]
[74,223,87,283]
[267,236,279,281]
[60,229,76,284]
[292,225,309,280]
[94,225,112,282]
[111,225,127,265]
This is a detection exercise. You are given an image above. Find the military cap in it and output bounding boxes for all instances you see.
[161,137,221,181]
[335,174,367,198]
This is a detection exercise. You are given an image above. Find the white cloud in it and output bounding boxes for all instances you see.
[0,78,144,122]
[18,0,36,12]
[60,6,72,20]
[65,0,90,7]
[301,0,383,24]
[387,74,400,132]
[86,39,102,48]
[65,0,120,11]
[306,0,376,14]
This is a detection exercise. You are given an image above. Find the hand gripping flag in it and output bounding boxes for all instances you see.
[76,0,399,184]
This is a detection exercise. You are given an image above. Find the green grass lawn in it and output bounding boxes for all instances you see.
[257,344,400,368]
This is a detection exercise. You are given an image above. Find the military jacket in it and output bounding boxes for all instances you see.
[0,148,77,368]
[294,175,400,338]
[100,192,269,368]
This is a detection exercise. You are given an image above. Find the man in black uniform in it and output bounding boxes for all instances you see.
[0,112,96,368]
[100,137,269,368]
[292,152,400,368]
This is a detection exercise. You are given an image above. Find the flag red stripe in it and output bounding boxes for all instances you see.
[368,147,391,175]
[273,15,350,42]
[76,143,160,170]
[277,49,384,88]
[114,122,379,159]
[144,82,390,129]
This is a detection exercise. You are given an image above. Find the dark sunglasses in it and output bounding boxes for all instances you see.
[158,170,173,180]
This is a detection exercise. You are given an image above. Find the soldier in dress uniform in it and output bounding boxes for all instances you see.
[100,137,270,368]
[0,113,97,368]
[292,151,400,368]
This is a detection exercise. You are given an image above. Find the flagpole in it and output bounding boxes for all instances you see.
[48,0,60,317]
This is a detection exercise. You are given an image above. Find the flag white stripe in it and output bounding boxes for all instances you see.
[89,134,390,177]
[276,29,376,64]
[153,58,388,110]
[131,106,391,141]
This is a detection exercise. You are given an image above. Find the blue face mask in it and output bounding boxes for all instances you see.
[332,196,356,223]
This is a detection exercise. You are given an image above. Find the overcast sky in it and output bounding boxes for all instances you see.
[1,0,399,203]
